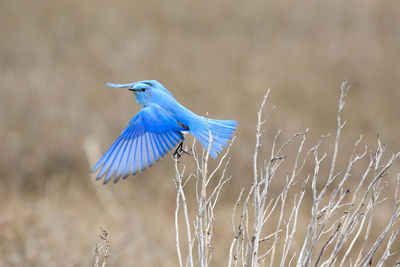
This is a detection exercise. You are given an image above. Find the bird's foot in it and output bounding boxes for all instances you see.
[173,141,192,160]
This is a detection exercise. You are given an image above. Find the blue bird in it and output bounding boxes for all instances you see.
[91,80,237,184]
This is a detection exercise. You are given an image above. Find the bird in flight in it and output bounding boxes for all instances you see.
[91,80,237,184]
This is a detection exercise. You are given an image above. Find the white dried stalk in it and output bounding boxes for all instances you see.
[174,80,400,266]
[174,159,194,267]
[174,125,235,267]
[228,80,400,267]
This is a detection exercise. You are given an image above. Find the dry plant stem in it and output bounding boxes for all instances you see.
[199,131,213,266]
[248,90,271,266]
[328,79,349,182]
[228,188,244,267]
[357,174,400,267]
[174,126,235,267]
[377,175,400,266]
[229,80,400,267]
[270,131,309,267]
[298,80,349,266]
[319,137,370,266]
[300,81,400,266]
[230,184,254,267]
[230,90,311,267]
[377,222,400,265]
[174,160,194,267]
[93,227,110,267]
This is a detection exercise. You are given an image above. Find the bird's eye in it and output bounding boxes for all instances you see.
[141,88,146,92]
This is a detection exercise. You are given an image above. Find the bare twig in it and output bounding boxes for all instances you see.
[93,227,110,267]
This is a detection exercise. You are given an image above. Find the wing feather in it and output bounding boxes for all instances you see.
[154,134,168,155]
[103,139,129,183]
[149,133,161,161]
[122,139,135,179]
[91,104,185,183]
[96,138,125,179]
[161,133,174,149]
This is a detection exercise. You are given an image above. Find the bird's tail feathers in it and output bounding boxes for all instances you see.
[191,118,237,158]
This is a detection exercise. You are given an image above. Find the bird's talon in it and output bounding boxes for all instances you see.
[173,141,191,160]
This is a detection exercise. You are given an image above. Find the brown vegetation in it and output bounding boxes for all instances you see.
[1,0,400,266]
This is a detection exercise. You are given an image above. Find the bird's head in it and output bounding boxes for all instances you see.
[105,80,175,106]
[129,83,153,105]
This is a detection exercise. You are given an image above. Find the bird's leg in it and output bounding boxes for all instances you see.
[173,140,192,160]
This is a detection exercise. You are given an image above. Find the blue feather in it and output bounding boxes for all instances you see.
[91,80,236,183]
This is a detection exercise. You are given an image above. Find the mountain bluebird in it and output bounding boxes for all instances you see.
[91,80,237,184]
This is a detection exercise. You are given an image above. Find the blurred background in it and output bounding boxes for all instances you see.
[1,0,400,266]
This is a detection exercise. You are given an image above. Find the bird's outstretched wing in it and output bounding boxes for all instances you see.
[91,104,185,184]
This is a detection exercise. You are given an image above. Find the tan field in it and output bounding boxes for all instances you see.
[1,0,400,266]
